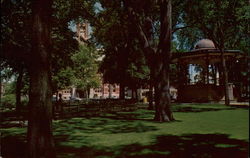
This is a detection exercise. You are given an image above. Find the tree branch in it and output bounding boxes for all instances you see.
[172,25,192,33]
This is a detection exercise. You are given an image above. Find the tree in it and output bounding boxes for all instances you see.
[123,0,174,121]
[71,44,101,98]
[93,1,150,100]
[153,0,174,121]
[1,0,97,157]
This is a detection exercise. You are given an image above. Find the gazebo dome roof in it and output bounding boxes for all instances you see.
[194,39,215,50]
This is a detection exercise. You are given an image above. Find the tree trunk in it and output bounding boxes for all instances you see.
[56,91,59,101]
[109,84,113,98]
[0,73,1,104]
[148,80,154,110]
[28,69,55,158]
[119,82,125,100]
[88,88,90,99]
[27,0,55,157]
[154,0,174,122]
[16,67,23,112]
[131,88,136,100]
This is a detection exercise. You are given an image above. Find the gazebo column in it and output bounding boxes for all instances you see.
[215,63,219,85]
[212,64,217,85]
[206,53,212,101]
[202,67,206,84]
[178,61,187,86]
[187,64,191,85]
[177,60,186,101]
[206,54,209,84]
[218,64,223,85]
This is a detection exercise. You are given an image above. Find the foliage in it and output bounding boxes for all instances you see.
[71,44,101,90]
[0,66,15,82]
[52,67,75,91]
[1,94,16,108]
[180,0,249,50]
[93,1,150,89]
[0,0,32,63]
[3,81,16,95]
[175,27,204,51]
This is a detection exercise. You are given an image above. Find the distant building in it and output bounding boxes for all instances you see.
[54,89,71,100]
[76,22,89,41]
[90,83,120,99]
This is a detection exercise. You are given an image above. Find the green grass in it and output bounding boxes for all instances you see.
[1,103,249,158]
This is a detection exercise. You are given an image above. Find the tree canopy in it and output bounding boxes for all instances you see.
[71,44,101,91]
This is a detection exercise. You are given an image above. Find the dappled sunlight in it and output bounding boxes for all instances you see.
[1,103,249,157]
[55,134,248,158]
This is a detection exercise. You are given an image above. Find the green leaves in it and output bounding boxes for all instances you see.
[52,67,74,90]
[182,0,248,49]
[71,44,101,90]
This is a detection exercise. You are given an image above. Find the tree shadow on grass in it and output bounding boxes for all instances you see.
[54,133,248,158]
[1,135,27,158]
[172,106,232,113]
[2,132,248,158]
[172,103,249,113]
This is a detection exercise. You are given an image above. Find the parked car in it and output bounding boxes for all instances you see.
[70,97,82,101]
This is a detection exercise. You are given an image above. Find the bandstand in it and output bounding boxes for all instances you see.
[172,39,245,102]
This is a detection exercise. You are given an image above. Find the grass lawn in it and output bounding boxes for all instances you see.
[1,103,249,158]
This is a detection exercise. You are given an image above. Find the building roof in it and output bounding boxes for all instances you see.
[194,39,216,50]
[172,49,244,65]
[171,39,246,65]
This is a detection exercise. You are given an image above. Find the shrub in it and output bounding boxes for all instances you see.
[1,94,16,108]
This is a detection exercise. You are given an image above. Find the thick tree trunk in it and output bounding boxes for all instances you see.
[154,58,174,121]
[27,0,55,157]
[16,68,23,112]
[124,0,174,121]
[28,69,55,158]
[154,0,174,122]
